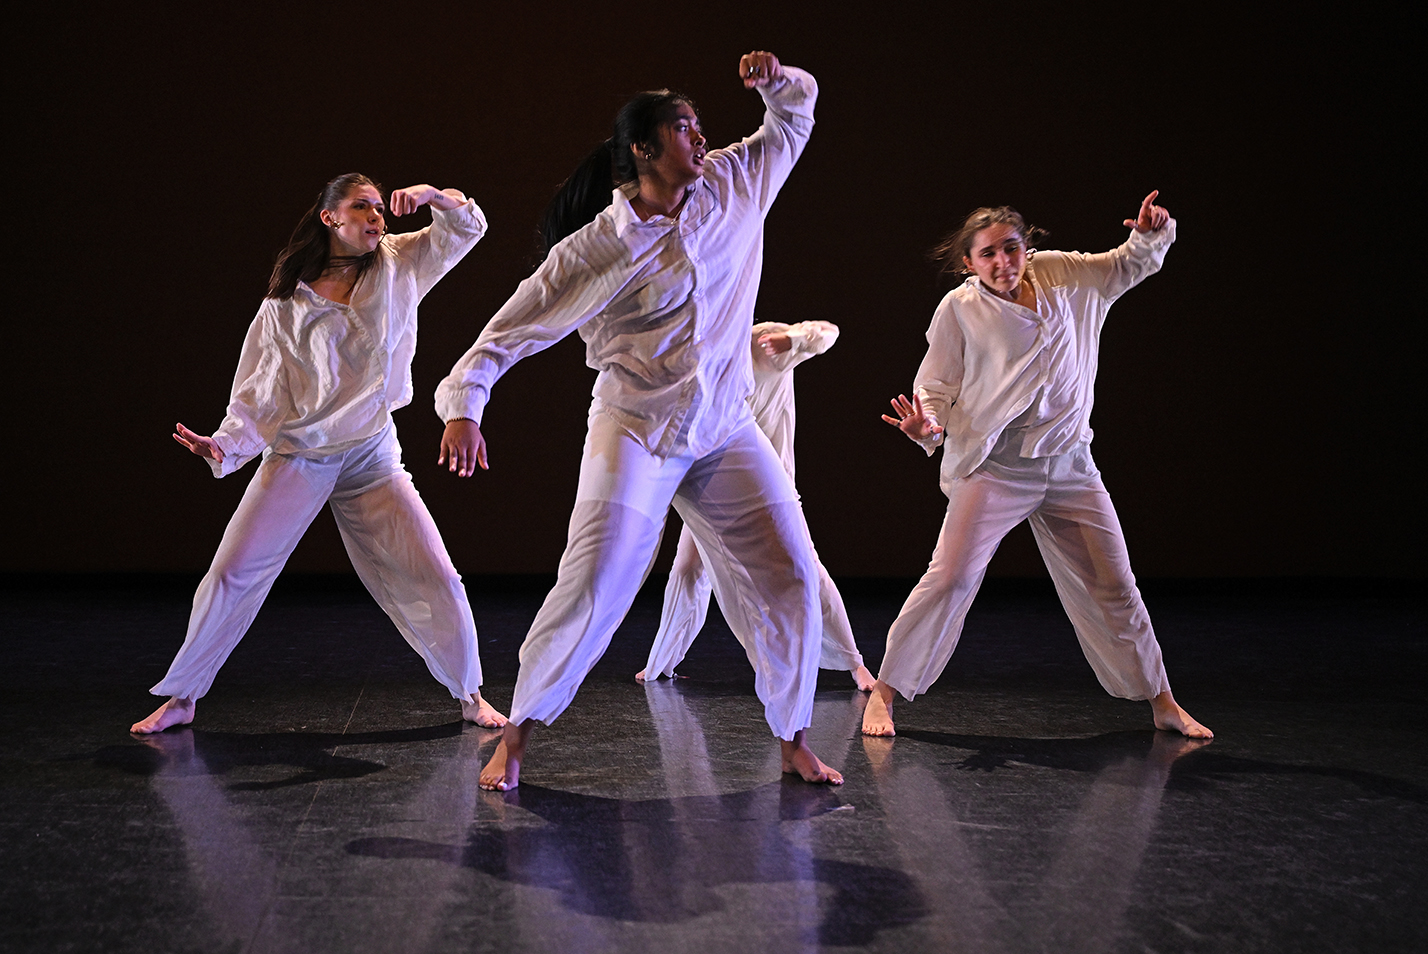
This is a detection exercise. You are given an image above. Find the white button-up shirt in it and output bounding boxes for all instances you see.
[749,320,838,479]
[210,200,488,477]
[914,222,1176,482]
[434,68,818,460]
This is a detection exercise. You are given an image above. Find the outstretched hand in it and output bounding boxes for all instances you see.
[739,51,783,89]
[439,418,488,477]
[1124,190,1170,233]
[173,422,224,463]
[881,393,943,442]
[389,185,467,216]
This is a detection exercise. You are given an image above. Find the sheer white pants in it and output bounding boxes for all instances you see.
[642,524,864,678]
[508,410,822,741]
[151,425,483,703]
[878,441,1170,702]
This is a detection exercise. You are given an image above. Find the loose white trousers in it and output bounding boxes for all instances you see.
[643,525,864,678]
[878,441,1170,702]
[152,425,483,703]
[509,411,822,740]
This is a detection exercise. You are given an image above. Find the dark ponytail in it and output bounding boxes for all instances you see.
[540,141,617,256]
[268,173,384,300]
[537,89,697,258]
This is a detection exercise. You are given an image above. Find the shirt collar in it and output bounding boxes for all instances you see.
[612,180,707,239]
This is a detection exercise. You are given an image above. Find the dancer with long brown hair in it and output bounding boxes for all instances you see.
[132,174,504,734]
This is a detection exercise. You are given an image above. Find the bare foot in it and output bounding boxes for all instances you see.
[130,696,195,734]
[780,730,843,785]
[479,721,534,791]
[461,694,508,729]
[861,681,897,736]
[850,665,876,692]
[635,670,647,682]
[1149,690,1213,739]
[1148,728,1211,767]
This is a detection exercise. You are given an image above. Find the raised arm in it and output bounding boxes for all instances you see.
[389,184,468,216]
[383,184,488,297]
[1032,190,1176,303]
[1123,189,1171,233]
[707,52,818,213]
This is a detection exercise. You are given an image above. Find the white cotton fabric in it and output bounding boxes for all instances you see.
[643,321,865,679]
[913,223,1175,483]
[152,425,485,702]
[153,203,488,702]
[877,435,1169,701]
[436,69,825,739]
[748,320,838,478]
[510,411,821,739]
[879,227,1178,702]
[434,69,818,461]
[213,200,489,476]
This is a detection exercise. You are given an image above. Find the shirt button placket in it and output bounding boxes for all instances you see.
[689,243,704,344]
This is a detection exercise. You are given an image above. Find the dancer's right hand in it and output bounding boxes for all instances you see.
[173,422,224,462]
[440,418,488,477]
[881,394,943,442]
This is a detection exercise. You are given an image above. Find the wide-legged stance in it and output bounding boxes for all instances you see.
[877,439,1169,703]
[152,425,484,704]
[510,410,822,741]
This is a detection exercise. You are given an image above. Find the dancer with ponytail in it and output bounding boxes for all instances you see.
[131,174,505,734]
[861,193,1211,740]
[437,51,843,790]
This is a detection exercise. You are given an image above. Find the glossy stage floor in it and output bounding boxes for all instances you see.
[2,575,1423,953]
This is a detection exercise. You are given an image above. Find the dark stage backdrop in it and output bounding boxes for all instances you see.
[8,5,1417,578]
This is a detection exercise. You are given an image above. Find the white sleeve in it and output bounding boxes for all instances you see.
[434,220,631,424]
[912,296,964,456]
[209,307,291,477]
[701,66,818,214]
[752,319,838,375]
[382,198,489,299]
[1030,219,1176,306]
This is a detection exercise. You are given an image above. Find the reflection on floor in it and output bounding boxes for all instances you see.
[2,575,1424,953]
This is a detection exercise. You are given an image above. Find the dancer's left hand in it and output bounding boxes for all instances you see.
[390,185,467,216]
[739,51,782,89]
[1123,190,1170,232]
